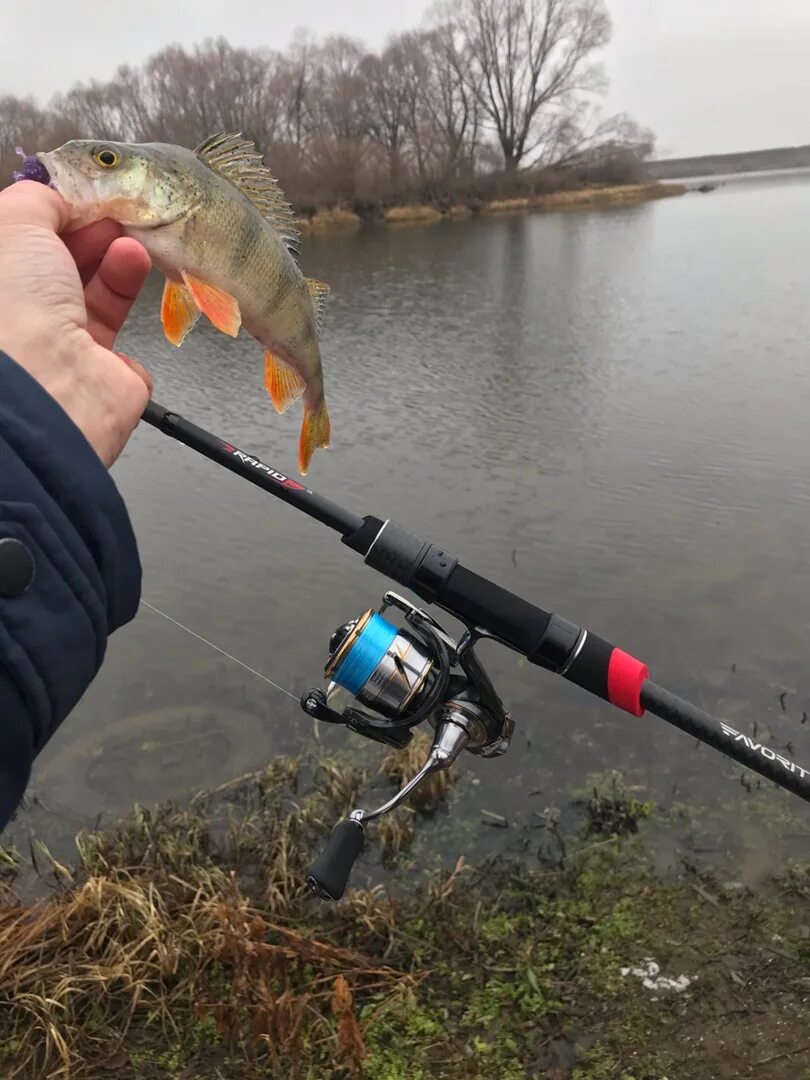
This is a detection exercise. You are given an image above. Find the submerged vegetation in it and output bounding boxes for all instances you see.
[2,753,810,1078]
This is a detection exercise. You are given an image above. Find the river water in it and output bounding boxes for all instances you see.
[17,170,810,879]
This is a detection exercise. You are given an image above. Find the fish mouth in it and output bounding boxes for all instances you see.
[35,152,57,187]
[37,152,96,204]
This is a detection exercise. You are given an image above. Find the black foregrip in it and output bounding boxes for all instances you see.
[307,819,365,901]
[562,632,614,702]
[364,521,430,584]
[435,565,554,658]
[436,565,586,671]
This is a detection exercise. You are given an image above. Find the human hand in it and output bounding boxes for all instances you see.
[0,180,152,467]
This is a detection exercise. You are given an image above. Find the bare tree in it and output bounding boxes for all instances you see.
[420,25,482,183]
[396,33,433,183]
[51,78,131,140]
[307,36,367,142]
[1,12,651,203]
[305,35,368,201]
[110,66,160,141]
[275,31,316,153]
[360,38,415,192]
[438,0,611,172]
[0,96,46,163]
[0,95,75,183]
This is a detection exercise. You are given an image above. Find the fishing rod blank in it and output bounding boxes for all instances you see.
[141,399,810,806]
[640,682,810,803]
[143,401,363,537]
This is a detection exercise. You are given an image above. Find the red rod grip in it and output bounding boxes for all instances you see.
[607,649,649,717]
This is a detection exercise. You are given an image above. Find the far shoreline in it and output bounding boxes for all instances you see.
[294,181,688,234]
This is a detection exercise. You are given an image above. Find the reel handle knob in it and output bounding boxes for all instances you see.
[306,818,365,901]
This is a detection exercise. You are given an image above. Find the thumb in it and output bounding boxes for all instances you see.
[115,351,154,397]
[0,180,72,233]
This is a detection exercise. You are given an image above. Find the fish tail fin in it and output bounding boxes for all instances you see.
[298,398,331,476]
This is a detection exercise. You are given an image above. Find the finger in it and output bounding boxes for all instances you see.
[84,237,152,349]
[115,351,153,396]
[0,180,71,233]
[85,342,151,467]
[64,219,124,284]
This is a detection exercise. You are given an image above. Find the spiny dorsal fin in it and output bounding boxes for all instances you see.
[305,278,330,335]
[194,131,301,262]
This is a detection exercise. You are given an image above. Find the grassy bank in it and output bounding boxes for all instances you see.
[1,746,808,1079]
[294,182,687,233]
[482,182,686,214]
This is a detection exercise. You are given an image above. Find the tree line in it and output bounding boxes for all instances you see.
[0,0,654,210]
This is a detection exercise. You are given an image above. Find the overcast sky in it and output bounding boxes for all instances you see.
[2,0,809,158]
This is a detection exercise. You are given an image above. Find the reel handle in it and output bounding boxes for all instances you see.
[306,818,365,901]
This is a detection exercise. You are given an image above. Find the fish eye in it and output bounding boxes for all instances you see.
[94,147,120,169]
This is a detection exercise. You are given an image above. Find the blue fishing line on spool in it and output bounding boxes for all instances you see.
[333,613,398,695]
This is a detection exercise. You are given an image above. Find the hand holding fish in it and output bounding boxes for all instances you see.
[0,180,153,466]
[38,133,333,475]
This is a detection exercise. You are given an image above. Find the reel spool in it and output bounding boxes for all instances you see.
[327,609,437,721]
[301,592,514,900]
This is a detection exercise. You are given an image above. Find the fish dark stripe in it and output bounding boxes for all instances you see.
[230,211,262,277]
[263,256,290,317]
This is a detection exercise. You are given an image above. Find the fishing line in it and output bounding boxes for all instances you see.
[139,599,298,702]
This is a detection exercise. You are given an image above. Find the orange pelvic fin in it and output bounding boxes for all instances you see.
[264,351,306,414]
[181,271,241,337]
[298,399,331,476]
[161,279,201,346]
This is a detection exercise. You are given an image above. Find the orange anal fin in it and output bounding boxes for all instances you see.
[264,351,306,414]
[161,279,200,346]
[298,399,331,476]
[181,271,241,337]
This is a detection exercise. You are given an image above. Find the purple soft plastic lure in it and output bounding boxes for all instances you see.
[12,147,52,186]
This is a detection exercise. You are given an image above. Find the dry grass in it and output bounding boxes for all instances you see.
[481,183,686,218]
[376,810,416,863]
[445,204,473,219]
[383,205,442,225]
[0,871,409,1078]
[309,207,362,231]
[535,182,686,208]
[0,756,425,1079]
[378,729,458,815]
[482,196,532,214]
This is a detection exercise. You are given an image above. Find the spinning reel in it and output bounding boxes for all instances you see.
[301,592,514,899]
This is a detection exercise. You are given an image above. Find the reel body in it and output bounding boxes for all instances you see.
[301,592,514,899]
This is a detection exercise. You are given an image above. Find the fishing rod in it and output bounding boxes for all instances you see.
[141,399,810,899]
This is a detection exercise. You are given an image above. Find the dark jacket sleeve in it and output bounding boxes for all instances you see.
[0,351,142,829]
